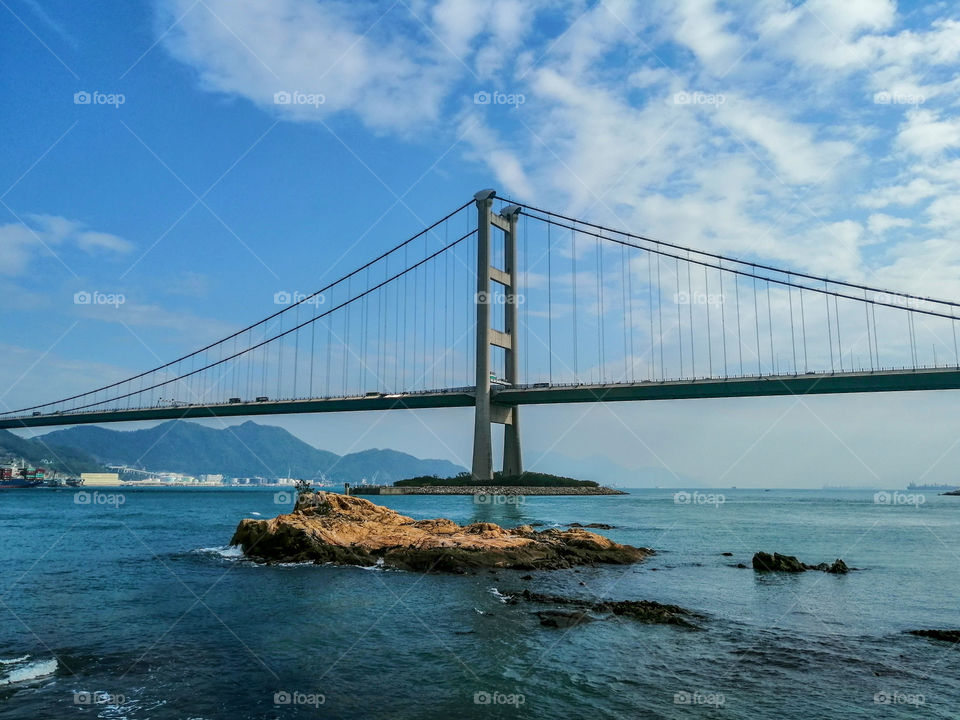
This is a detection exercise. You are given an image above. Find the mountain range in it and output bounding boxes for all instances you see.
[14,421,465,483]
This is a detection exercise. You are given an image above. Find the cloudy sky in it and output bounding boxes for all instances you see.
[2,0,960,487]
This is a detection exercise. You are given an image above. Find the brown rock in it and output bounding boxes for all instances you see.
[230,492,651,572]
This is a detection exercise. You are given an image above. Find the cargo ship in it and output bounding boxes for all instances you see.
[0,460,46,489]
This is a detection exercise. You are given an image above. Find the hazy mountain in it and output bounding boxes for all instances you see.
[39,420,465,483]
[0,429,105,474]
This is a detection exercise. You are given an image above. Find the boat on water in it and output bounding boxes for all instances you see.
[0,460,47,489]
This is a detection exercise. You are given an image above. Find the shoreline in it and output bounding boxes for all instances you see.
[349,485,628,496]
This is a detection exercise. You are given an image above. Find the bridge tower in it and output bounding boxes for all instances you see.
[472,189,523,481]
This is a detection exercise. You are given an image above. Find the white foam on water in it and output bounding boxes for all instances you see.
[194,545,244,559]
[356,557,388,571]
[250,511,262,516]
[0,655,29,665]
[488,587,513,603]
[0,658,57,686]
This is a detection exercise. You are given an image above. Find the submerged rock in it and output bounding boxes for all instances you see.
[230,492,651,572]
[537,610,596,628]
[567,522,617,529]
[507,588,703,629]
[907,629,960,643]
[752,552,850,574]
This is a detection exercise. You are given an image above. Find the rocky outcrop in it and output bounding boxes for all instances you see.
[505,588,703,629]
[229,492,651,572]
[907,629,960,643]
[752,552,850,574]
[567,522,617,529]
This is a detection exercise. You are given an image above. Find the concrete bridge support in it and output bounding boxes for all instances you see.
[471,189,523,481]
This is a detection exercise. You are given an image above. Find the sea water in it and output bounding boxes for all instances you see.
[1,487,958,718]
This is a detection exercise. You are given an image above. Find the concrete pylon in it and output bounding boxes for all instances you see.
[471,189,523,481]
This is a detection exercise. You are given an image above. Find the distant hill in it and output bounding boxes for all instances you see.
[39,420,465,483]
[0,429,105,474]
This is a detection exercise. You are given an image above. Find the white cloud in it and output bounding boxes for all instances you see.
[159,0,464,133]
[154,0,960,295]
[671,0,742,74]
[866,212,911,235]
[0,215,133,276]
[896,108,960,157]
[715,97,855,184]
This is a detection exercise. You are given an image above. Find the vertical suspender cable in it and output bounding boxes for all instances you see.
[596,236,604,382]
[309,304,316,396]
[753,276,761,375]
[734,274,743,375]
[825,282,835,373]
[656,253,664,379]
[648,251,655,379]
[547,222,553,384]
[687,252,695,377]
[766,280,775,374]
[799,286,809,372]
[627,247,636,382]
[704,264,713,376]
[676,257,683,377]
[864,289,874,371]
[952,310,958,368]
[572,229,578,382]
[621,245,629,382]
[787,279,797,373]
[834,294,843,372]
[719,264,727,377]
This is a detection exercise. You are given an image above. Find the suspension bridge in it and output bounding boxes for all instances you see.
[4,189,960,480]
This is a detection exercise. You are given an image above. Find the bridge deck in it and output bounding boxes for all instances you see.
[2,367,959,430]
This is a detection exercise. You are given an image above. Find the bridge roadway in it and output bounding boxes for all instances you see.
[3,366,960,430]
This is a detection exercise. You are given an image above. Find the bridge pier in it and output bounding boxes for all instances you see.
[472,190,523,481]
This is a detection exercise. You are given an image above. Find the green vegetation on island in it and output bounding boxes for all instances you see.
[393,470,600,488]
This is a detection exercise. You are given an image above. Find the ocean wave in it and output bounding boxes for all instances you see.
[193,545,244,559]
[0,655,29,665]
[489,587,514,603]
[0,657,57,686]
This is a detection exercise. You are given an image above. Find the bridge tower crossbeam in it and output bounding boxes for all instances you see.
[472,189,523,481]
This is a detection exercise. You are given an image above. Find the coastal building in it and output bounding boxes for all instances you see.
[80,472,122,487]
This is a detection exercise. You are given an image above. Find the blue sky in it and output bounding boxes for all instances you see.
[3,0,960,487]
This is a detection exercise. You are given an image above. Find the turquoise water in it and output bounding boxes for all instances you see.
[1,488,959,718]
